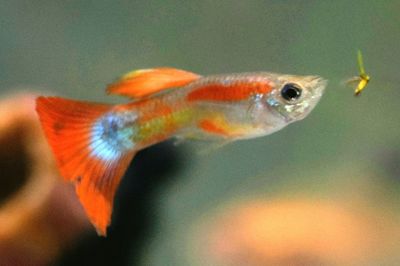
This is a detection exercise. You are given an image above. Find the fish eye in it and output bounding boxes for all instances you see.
[281,83,302,101]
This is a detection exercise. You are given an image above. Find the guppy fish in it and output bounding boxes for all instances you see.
[36,67,327,235]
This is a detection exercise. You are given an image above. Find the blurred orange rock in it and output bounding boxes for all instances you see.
[0,94,90,266]
[196,198,389,266]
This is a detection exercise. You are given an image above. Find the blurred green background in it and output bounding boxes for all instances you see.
[1,1,400,265]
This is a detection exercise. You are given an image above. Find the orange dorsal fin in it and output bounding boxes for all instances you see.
[36,97,136,235]
[106,67,200,98]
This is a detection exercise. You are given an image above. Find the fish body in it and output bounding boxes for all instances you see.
[36,68,327,235]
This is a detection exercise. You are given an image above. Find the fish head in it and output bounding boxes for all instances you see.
[260,73,327,124]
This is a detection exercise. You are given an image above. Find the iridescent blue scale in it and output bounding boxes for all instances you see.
[90,112,137,161]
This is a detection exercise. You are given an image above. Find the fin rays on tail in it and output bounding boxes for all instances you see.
[36,97,136,235]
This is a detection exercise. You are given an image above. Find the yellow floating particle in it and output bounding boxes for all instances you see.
[346,50,370,96]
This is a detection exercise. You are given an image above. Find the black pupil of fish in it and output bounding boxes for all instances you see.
[281,83,301,101]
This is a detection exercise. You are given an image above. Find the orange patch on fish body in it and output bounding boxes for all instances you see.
[187,81,272,102]
[199,118,230,136]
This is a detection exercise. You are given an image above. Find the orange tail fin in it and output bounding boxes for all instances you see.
[106,67,200,98]
[36,97,137,235]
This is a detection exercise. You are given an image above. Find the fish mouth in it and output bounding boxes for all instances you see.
[309,76,327,98]
[294,76,327,120]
